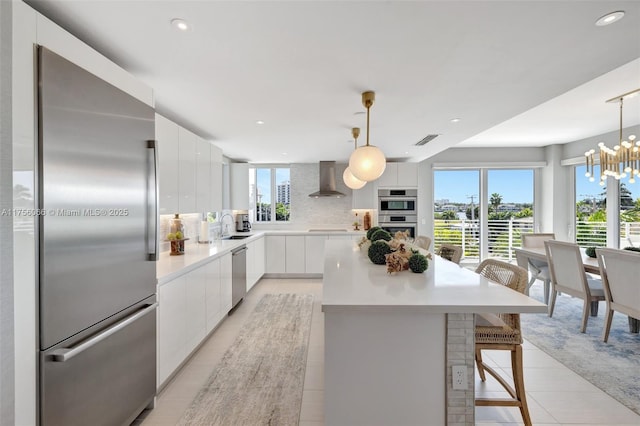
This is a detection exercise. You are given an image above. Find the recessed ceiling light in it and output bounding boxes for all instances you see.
[282,152,287,156]
[405,151,409,154]
[595,11,625,26]
[450,118,461,123]
[256,120,265,125]
[171,18,190,31]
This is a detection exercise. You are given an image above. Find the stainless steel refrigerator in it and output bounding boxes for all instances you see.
[37,46,158,426]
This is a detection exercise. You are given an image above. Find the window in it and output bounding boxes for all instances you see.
[620,182,640,248]
[575,164,606,247]
[254,167,290,222]
[433,168,535,262]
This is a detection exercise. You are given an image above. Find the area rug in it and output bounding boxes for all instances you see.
[521,284,640,415]
[178,293,314,426]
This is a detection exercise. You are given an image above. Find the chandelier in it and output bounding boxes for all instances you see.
[343,127,367,189]
[585,88,640,185]
[348,91,386,182]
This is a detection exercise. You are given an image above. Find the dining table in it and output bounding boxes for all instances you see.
[515,246,639,333]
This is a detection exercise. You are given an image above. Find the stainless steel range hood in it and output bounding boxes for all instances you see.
[308,161,346,198]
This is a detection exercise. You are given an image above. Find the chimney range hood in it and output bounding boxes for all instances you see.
[308,161,346,198]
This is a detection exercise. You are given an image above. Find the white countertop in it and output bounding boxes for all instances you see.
[156,232,264,284]
[322,240,548,314]
[156,229,367,284]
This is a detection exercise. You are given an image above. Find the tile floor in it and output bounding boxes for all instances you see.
[135,278,640,426]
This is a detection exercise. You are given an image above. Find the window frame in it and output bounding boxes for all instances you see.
[252,166,291,223]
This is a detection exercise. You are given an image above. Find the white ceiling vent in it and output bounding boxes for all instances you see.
[414,134,440,146]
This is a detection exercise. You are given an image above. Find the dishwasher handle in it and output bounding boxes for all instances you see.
[232,246,248,255]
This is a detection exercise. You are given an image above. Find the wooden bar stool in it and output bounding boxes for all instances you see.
[474,259,532,426]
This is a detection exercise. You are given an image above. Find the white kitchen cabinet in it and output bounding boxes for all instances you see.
[305,236,326,273]
[376,162,418,187]
[157,275,187,386]
[230,163,251,211]
[352,182,375,209]
[220,253,233,314]
[205,258,222,334]
[265,235,286,273]
[247,236,265,290]
[196,138,211,214]
[184,267,207,355]
[397,163,418,187]
[178,127,197,213]
[155,114,179,215]
[210,144,223,212]
[285,236,306,273]
[246,240,256,292]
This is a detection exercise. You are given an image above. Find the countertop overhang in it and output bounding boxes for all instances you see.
[322,240,548,314]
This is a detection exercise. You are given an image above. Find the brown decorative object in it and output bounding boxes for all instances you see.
[170,238,189,256]
[363,212,371,230]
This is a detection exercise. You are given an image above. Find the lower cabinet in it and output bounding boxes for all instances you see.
[285,236,306,273]
[157,252,233,388]
[265,235,286,273]
[246,236,265,292]
[305,236,326,274]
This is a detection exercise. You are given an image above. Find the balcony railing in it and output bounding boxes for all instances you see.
[434,219,640,262]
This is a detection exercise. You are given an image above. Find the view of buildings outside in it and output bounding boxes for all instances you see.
[433,169,534,259]
[255,168,291,222]
[575,164,640,248]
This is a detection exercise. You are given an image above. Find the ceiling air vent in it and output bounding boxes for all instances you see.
[414,134,440,146]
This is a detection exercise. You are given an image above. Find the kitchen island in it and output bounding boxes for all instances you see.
[322,240,547,426]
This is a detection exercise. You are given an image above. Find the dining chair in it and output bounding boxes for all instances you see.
[521,233,555,304]
[414,235,431,251]
[474,259,532,426]
[436,244,463,264]
[596,248,640,342]
[544,240,605,333]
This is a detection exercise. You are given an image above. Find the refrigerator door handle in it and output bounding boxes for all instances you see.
[50,302,158,362]
[147,140,159,261]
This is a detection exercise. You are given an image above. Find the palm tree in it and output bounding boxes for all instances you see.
[490,192,502,213]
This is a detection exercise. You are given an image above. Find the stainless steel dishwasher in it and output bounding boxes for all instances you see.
[231,245,248,310]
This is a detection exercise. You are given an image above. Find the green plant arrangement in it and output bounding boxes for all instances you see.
[370,229,392,242]
[585,246,597,258]
[366,226,382,240]
[368,240,392,265]
[623,246,640,253]
[408,253,429,273]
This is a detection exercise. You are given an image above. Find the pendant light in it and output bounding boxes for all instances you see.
[343,127,367,189]
[348,91,386,181]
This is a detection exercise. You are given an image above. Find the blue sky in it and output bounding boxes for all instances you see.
[434,167,639,205]
[434,170,534,204]
[256,168,290,204]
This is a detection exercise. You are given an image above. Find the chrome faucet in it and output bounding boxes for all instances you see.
[220,213,234,236]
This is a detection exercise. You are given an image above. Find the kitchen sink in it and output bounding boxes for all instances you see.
[222,235,252,240]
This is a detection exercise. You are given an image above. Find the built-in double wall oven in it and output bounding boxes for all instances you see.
[378,189,417,238]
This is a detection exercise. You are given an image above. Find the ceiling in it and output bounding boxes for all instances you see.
[26,1,640,163]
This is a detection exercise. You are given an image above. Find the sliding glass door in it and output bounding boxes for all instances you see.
[433,168,535,263]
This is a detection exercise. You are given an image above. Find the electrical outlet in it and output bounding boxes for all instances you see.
[452,365,468,390]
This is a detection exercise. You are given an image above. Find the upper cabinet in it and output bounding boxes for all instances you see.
[156,114,179,215]
[376,162,418,188]
[352,182,375,209]
[178,128,197,213]
[230,163,251,211]
[195,138,211,214]
[156,113,224,214]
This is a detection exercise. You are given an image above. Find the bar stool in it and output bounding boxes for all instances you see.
[474,259,532,426]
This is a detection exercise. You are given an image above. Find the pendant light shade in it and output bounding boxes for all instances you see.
[349,146,386,181]
[343,127,367,189]
[343,166,366,189]
[348,91,386,182]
